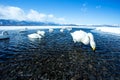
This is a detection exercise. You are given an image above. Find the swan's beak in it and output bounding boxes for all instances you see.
[92,47,96,52]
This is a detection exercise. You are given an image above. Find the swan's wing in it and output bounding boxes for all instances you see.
[71,31,82,43]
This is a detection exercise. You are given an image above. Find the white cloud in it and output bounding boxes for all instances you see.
[58,18,65,21]
[54,17,65,24]
[0,5,66,23]
[0,5,25,20]
[46,14,65,24]
[27,9,47,22]
[48,14,54,18]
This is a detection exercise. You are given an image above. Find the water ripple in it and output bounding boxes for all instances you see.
[0,28,120,80]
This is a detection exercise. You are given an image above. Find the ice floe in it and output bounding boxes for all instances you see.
[95,27,120,34]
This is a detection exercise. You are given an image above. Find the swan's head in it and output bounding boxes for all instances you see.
[91,42,96,51]
[88,33,96,51]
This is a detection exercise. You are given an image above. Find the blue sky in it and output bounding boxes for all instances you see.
[0,0,120,25]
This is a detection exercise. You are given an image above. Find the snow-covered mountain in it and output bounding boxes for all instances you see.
[0,19,77,26]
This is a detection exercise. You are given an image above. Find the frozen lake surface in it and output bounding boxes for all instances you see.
[0,26,120,80]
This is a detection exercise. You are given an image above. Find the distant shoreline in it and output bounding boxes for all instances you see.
[0,26,120,34]
[0,26,96,30]
[0,26,72,30]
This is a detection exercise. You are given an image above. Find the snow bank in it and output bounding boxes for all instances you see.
[95,27,120,34]
[1,26,120,35]
[0,26,72,30]
[0,26,96,30]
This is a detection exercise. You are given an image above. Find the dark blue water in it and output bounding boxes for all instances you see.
[0,28,120,80]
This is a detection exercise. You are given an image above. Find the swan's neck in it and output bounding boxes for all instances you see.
[88,33,96,50]
[88,33,94,41]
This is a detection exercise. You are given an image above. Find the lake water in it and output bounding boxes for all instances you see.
[0,28,120,80]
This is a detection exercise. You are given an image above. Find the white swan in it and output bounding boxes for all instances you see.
[60,28,64,32]
[49,28,54,33]
[28,30,45,39]
[28,33,42,39]
[70,30,96,51]
[37,30,45,36]
[0,31,9,39]
[60,27,67,32]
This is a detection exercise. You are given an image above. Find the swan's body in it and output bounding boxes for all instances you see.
[60,27,72,32]
[70,30,96,51]
[0,31,9,39]
[60,28,64,32]
[28,33,42,39]
[60,27,66,32]
[49,28,54,33]
[28,30,45,39]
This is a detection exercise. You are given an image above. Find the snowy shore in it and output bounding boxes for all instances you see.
[95,27,120,34]
[0,26,120,34]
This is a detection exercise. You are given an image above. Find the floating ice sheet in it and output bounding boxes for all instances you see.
[95,27,120,34]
